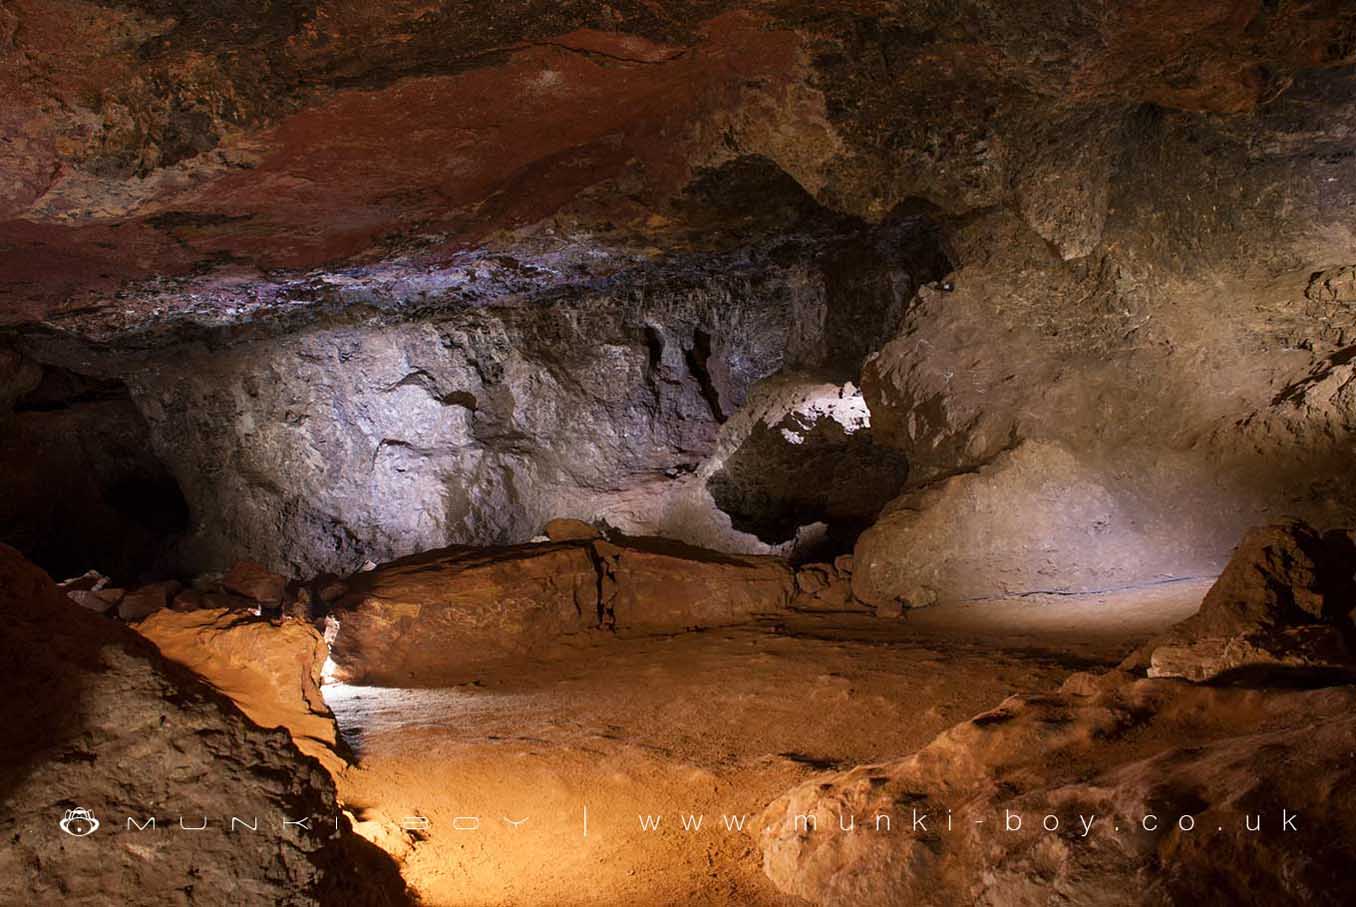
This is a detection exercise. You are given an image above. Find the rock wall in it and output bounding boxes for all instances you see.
[328,534,794,685]
[2,1,1355,598]
[11,206,938,578]
[854,68,1356,604]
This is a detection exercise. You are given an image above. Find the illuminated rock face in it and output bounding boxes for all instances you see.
[2,1,1356,593]
[758,670,1356,907]
[135,607,349,775]
[0,545,409,906]
[327,535,793,685]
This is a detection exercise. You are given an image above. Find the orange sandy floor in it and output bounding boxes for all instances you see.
[325,580,1209,906]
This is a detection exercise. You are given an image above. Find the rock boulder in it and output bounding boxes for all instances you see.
[1131,521,1356,682]
[595,536,795,631]
[329,536,794,684]
[328,542,601,685]
[135,608,348,775]
[759,670,1356,906]
[0,545,409,906]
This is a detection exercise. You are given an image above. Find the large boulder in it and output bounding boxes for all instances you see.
[595,535,795,631]
[328,542,601,685]
[1130,521,1356,682]
[223,560,289,606]
[0,545,409,906]
[759,670,1356,907]
[328,536,794,684]
[852,442,1171,608]
[115,579,181,621]
[134,608,348,775]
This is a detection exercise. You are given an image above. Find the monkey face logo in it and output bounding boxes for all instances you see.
[59,808,100,837]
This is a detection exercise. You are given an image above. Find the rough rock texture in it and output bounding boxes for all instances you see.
[544,518,602,541]
[20,212,932,576]
[3,1,1356,588]
[329,536,792,684]
[792,560,863,612]
[222,559,289,605]
[135,608,348,774]
[328,542,600,685]
[116,579,180,621]
[707,380,909,552]
[854,441,1175,607]
[853,69,1356,598]
[761,523,1356,904]
[0,545,408,906]
[758,671,1356,907]
[595,535,795,631]
[1129,521,1356,682]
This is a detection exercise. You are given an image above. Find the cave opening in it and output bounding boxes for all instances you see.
[1,359,190,584]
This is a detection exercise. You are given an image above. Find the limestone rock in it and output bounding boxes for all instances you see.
[135,608,348,775]
[544,518,602,541]
[0,545,409,906]
[1147,625,1352,683]
[1132,521,1356,682]
[759,673,1356,906]
[172,587,256,612]
[57,569,108,592]
[116,579,181,621]
[594,536,794,631]
[68,587,123,614]
[852,442,1169,607]
[328,536,795,683]
[329,542,601,685]
[223,560,289,606]
[792,562,863,612]
[313,574,349,605]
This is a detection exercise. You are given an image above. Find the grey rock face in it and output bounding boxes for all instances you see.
[126,267,818,575]
[78,228,926,577]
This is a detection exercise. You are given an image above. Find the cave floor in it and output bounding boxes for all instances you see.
[324,580,1209,907]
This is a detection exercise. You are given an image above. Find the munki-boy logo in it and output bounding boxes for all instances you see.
[59,808,100,837]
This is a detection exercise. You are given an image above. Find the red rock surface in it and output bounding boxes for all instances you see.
[328,535,793,684]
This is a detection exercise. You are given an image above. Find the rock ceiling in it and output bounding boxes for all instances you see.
[3,0,1352,333]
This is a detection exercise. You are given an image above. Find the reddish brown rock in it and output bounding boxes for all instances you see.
[329,542,601,685]
[115,579,181,621]
[67,587,123,614]
[759,671,1356,906]
[544,517,602,541]
[594,536,794,631]
[173,587,257,612]
[792,562,863,611]
[223,559,288,605]
[135,608,347,775]
[313,573,349,604]
[328,536,795,683]
[1129,521,1356,682]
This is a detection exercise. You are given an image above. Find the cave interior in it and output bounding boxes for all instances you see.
[3,1,1356,905]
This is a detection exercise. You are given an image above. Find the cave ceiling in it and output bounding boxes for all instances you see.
[3,0,1353,337]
